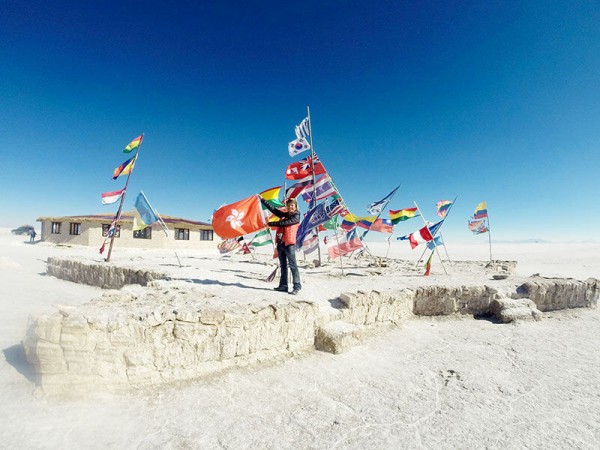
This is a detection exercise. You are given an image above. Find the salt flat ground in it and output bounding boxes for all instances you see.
[1,229,599,449]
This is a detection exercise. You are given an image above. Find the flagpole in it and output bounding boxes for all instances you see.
[140,190,183,268]
[306,106,323,266]
[486,202,493,262]
[413,201,448,275]
[106,134,144,262]
[333,227,345,276]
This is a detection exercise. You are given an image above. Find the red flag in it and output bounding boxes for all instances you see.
[285,155,326,180]
[241,243,251,254]
[409,225,434,249]
[212,195,266,239]
[328,232,363,259]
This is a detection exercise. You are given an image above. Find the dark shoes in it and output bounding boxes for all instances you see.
[289,288,301,295]
[274,286,288,292]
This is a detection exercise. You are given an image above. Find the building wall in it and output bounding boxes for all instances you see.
[40,220,216,250]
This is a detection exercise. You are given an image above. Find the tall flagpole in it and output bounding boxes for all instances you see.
[486,202,493,262]
[106,134,144,262]
[306,106,322,266]
[413,201,448,275]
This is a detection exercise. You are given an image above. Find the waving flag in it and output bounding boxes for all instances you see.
[389,208,417,224]
[424,251,434,276]
[218,238,242,254]
[133,192,159,231]
[301,176,336,203]
[285,155,326,181]
[436,200,453,218]
[112,155,137,179]
[123,135,143,153]
[295,198,343,249]
[259,186,284,208]
[302,233,319,255]
[367,185,400,215]
[285,180,312,199]
[474,201,488,219]
[295,117,310,140]
[427,235,444,250]
[468,219,488,234]
[250,229,273,247]
[101,188,125,205]
[328,229,363,259]
[212,195,266,239]
[288,138,311,157]
[399,221,443,249]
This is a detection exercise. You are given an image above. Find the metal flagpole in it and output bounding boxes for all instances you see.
[140,190,183,268]
[486,202,493,262]
[306,106,322,266]
[106,134,144,262]
[413,201,448,275]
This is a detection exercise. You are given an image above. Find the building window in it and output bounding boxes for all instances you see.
[51,222,61,234]
[133,227,152,239]
[175,228,189,240]
[102,224,121,238]
[69,223,81,235]
[200,230,214,241]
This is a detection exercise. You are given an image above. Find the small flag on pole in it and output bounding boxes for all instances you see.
[424,251,434,276]
[295,117,310,140]
[436,200,453,218]
[250,229,273,247]
[367,185,400,215]
[112,155,137,179]
[389,208,418,224]
[123,135,143,153]
[474,201,488,219]
[133,192,159,231]
[101,189,125,205]
[288,138,311,157]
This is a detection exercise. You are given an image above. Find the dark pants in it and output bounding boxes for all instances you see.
[277,243,301,290]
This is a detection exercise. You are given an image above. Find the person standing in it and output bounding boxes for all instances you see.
[260,197,302,295]
[29,229,36,243]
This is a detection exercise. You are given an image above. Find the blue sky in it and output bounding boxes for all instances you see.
[1,1,599,242]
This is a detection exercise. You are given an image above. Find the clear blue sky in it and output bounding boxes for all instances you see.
[1,1,599,242]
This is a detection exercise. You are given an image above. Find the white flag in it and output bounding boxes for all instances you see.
[295,117,310,140]
[288,138,311,157]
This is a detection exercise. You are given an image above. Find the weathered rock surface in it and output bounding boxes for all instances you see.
[23,270,600,396]
[516,277,599,311]
[47,257,166,289]
[489,298,543,323]
[315,321,363,354]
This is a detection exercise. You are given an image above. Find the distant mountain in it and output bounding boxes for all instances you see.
[492,238,553,244]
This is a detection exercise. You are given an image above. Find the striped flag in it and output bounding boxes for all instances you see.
[424,251,434,276]
[474,201,488,219]
[295,117,310,140]
[123,135,143,153]
[112,155,137,179]
[328,229,363,259]
[302,233,319,255]
[101,188,125,205]
[389,208,418,224]
[301,176,336,203]
[436,200,453,218]
[250,229,273,247]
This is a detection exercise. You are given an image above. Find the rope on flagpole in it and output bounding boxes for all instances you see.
[106,134,144,262]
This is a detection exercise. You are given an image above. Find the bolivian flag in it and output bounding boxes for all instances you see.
[389,207,417,225]
[123,135,143,153]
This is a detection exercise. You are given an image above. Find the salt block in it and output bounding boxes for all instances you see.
[315,321,363,354]
[489,298,542,323]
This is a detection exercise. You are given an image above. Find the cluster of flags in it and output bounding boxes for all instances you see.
[210,111,499,277]
[468,201,489,234]
[99,135,144,255]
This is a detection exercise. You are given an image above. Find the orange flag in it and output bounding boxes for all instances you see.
[212,195,266,239]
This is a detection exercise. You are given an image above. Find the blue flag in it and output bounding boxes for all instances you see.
[133,192,158,231]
